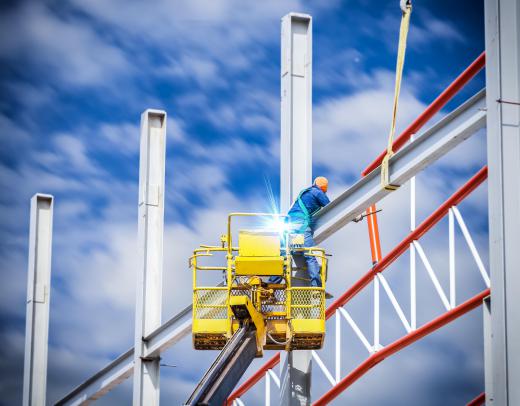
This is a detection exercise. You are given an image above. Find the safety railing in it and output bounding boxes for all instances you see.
[227,52,488,405]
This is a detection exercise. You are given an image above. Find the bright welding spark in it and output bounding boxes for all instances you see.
[264,216,290,235]
[263,176,291,235]
[264,175,279,215]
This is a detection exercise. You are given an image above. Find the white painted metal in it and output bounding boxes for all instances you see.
[335,311,341,382]
[57,306,193,404]
[485,1,520,402]
[314,90,486,243]
[133,110,167,406]
[266,371,271,406]
[452,206,490,287]
[410,143,417,330]
[234,398,246,406]
[374,270,380,349]
[311,351,336,387]
[23,194,54,406]
[280,12,313,213]
[483,295,493,404]
[280,12,314,406]
[413,241,451,311]
[377,274,412,333]
[338,308,373,353]
[268,369,281,388]
[410,244,417,330]
[449,208,456,308]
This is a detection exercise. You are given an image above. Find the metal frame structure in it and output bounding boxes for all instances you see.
[279,12,313,406]
[36,1,518,404]
[484,0,520,404]
[23,194,54,406]
[133,110,167,406]
[227,166,490,405]
[55,41,488,406]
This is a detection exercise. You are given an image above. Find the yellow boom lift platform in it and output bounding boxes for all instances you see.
[185,213,328,405]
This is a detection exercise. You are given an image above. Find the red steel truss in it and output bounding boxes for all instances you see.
[314,289,489,405]
[227,166,488,405]
[227,52,488,406]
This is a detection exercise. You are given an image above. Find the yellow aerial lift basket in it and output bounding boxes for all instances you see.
[190,213,328,356]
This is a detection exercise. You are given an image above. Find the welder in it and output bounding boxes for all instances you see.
[271,176,330,287]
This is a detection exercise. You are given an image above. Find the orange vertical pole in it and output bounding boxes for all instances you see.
[366,204,383,265]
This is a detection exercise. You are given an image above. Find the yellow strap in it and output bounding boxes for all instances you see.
[381,3,412,191]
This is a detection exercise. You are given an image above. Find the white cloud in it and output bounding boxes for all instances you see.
[314,69,427,176]
[0,3,133,87]
[411,10,466,47]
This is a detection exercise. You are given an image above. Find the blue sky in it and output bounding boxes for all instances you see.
[0,0,489,404]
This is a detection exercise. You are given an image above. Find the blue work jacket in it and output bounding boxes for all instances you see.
[288,185,330,230]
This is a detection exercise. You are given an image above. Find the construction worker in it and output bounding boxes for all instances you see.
[270,176,330,287]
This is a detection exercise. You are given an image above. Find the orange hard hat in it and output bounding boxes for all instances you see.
[314,176,328,193]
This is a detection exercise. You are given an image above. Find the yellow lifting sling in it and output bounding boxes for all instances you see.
[381,0,412,191]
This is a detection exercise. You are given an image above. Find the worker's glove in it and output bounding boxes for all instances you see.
[400,0,411,13]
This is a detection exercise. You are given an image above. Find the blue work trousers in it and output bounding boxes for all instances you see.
[269,228,322,287]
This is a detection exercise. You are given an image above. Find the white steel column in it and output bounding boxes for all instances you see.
[484,0,520,404]
[280,12,312,213]
[133,110,167,406]
[279,12,313,406]
[23,194,54,406]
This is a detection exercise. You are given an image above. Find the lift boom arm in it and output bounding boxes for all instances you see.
[184,324,257,405]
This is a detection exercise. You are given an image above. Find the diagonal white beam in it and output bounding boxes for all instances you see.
[338,308,373,353]
[311,351,336,387]
[377,274,412,333]
[414,241,451,311]
[313,89,486,244]
[451,206,490,287]
[55,90,486,405]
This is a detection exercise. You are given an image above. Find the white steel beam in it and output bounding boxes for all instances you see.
[279,12,313,406]
[54,306,192,405]
[484,0,520,404]
[133,110,167,406]
[451,206,490,287]
[313,89,486,244]
[23,194,54,406]
[55,89,487,406]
